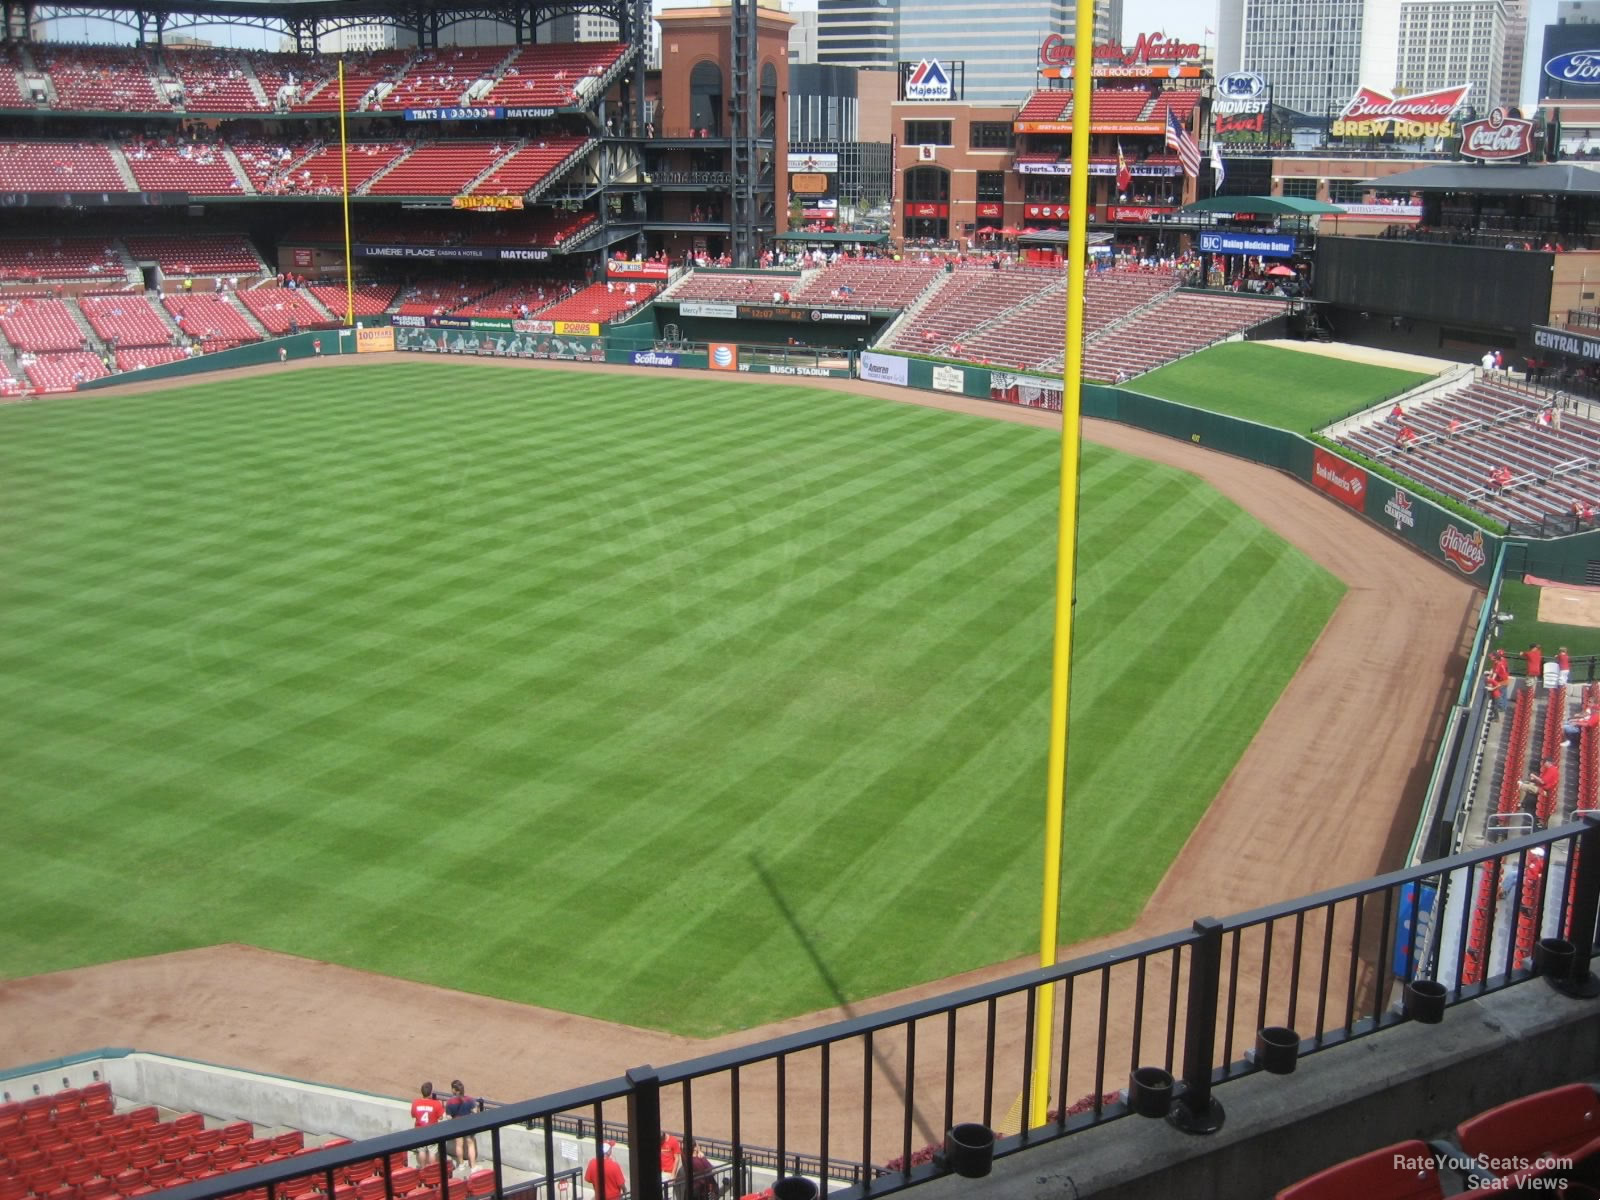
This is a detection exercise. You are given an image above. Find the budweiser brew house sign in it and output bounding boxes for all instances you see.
[1459,108,1535,160]
[1332,84,1469,139]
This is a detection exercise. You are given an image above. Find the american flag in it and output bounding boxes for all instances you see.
[1165,108,1201,178]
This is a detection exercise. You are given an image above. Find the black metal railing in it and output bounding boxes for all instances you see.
[141,818,1600,1200]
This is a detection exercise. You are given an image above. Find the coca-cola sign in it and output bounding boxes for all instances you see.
[1039,31,1200,67]
[1439,525,1487,575]
[1333,84,1468,138]
[1545,50,1600,85]
[1460,108,1535,160]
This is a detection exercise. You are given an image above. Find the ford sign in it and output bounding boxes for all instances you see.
[1545,50,1600,84]
[1216,71,1266,99]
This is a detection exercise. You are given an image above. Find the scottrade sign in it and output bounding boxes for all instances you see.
[1198,231,1296,258]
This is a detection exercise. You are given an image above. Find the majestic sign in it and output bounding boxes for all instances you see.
[1038,32,1201,67]
[1439,525,1487,575]
[1459,108,1535,160]
[1332,84,1468,138]
[1198,231,1296,258]
[1311,448,1367,512]
[1545,50,1600,84]
[904,59,953,101]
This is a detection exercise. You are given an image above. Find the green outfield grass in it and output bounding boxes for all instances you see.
[0,362,1343,1035]
[1131,342,1433,431]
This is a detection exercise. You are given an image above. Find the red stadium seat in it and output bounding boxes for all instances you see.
[62,1162,98,1187]
[210,1144,241,1169]
[464,1171,496,1199]
[272,1132,305,1155]
[242,1139,275,1163]
[22,1097,56,1125]
[1457,1083,1600,1171]
[1276,1139,1444,1200]
[219,1122,253,1146]
[126,1109,158,1130]
[190,1129,222,1153]
[52,1089,84,1116]
[390,1166,420,1193]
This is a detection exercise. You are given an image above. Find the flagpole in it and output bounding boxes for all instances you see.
[1029,0,1094,1129]
[338,59,355,327]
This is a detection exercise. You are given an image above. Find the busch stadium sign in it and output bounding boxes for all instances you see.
[1459,108,1535,160]
[1332,84,1468,139]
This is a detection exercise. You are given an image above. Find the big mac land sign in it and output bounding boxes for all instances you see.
[1331,84,1469,139]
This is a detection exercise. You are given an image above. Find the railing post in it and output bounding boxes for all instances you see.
[1169,917,1225,1134]
[1560,818,1600,998]
[626,1066,664,1200]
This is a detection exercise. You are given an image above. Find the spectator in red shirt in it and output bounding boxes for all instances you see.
[1557,646,1572,687]
[584,1143,625,1200]
[660,1131,683,1187]
[1564,697,1599,746]
[1526,643,1543,686]
[1518,757,1559,821]
[410,1082,447,1168]
[1485,650,1511,717]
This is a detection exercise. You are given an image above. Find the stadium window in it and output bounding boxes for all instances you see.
[969,122,1013,149]
[905,119,952,146]
[976,170,1005,201]
[1281,178,1318,198]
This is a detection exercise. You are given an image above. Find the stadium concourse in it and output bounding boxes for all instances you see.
[0,350,1481,1154]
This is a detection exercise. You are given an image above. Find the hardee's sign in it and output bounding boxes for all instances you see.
[1039,32,1201,67]
[1459,108,1535,160]
[1331,84,1468,139]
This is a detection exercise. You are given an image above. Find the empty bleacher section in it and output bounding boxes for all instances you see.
[0,298,91,352]
[229,140,313,191]
[78,293,176,348]
[115,345,189,371]
[1017,91,1073,121]
[0,141,126,192]
[1078,289,1283,380]
[480,42,629,107]
[261,142,406,195]
[161,293,262,349]
[308,283,398,319]
[384,45,510,109]
[122,234,263,278]
[538,281,655,324]
[453,280,574,318]
[0,44,26,108]
[236,285,333,334]
[0,238,122,283]
[666,272,798,303]
[1333,373,1600,526]
[789,260,944,308]
[30,44,167,112]
[121,140,246,194]
[22,352,109,393]
[289,49,410,112]
[887,266,1062,355]
[364,141,510,196]
[0,360,24,397]
[471,136,590,196]
[395,278,496,317]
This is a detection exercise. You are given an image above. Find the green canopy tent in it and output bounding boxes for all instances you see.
[1178,195,1346,216]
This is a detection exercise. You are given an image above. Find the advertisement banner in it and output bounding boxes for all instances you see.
[1198,231,1296,258]
[1438,524,1488,575]
[786,152,839,172]
[1311,447,1367,511]
[989,372,1063,411]
[679,300,740,319]
[513,319,555,335]
[1335,203,1423,218]
[1025,204,1071,220]
[606,260,671,281]
[292,247,313,267]
[356,244,550,262]
[427,316,514,333]
[1107,205,1176,222]
[976,202,1003,218]
[739,363,844,377]
[905,202,948,218]
[734,305,871,325]
[394,324,603,361]
[860,352,910,386]
[709,343,739,371]
[405,105,506,122]
[931,364,965,393]
[1534,323,1600,362]
[1331,84,1467,138]
[555,321,601,336]
[356,327,394,354]
[452,195,524,211]
[631,349,680,368]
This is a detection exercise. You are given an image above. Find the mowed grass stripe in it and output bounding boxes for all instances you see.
[1,364,1343,1034]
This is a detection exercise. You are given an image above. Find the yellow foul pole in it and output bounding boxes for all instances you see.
[339,60,355,327]
[1029,0,1096,1128]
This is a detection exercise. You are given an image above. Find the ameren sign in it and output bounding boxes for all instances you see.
[1331,84,1469,138]
[1038,32,1200,67]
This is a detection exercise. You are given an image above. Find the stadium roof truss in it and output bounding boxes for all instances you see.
[21,0,650,50]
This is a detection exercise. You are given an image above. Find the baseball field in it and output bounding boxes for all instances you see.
[2,355,1384,1037]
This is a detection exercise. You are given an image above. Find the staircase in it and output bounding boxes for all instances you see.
[229,295,271,340]
[299,288,338,323]
[108,142,139,191]
[63,298,104,352]
[463,140,524,195]
[240,57,270,110]
[221,145,257,194]
[357,147,412,195]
